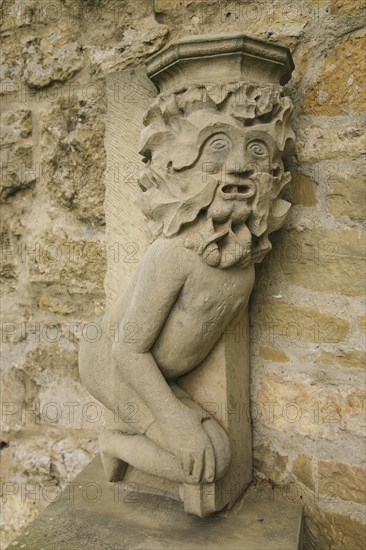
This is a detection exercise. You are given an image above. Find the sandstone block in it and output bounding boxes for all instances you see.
[259,346,289,363]
[255,301,350,343]
[327,174,365,221]
[286,172,317,207]
[318,460,366,504]
[316,350,365,369]
[357,315,366,334]
[280,227,365,297]
[23,27,83,88]
[296,125,365,163]
[330,0,365,15]
[292,455,314,490]
[154,0,180,12]
[0,0,54,31]
[0,109,32,145]
[28,234,106,289]
[302,34,366,115]
[253,371,365,439]
[1,366,40,432]
[306,506,366,550]
[0,108,35,200]
[1,144,35,200]
[86,17,169,74]
[253,444,289,483]
[41,95,106,225]
[0,38,23,96]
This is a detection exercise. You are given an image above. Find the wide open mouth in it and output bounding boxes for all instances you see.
[220,182,256,200]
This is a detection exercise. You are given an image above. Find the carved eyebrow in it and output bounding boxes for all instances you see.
[173,132,233,172]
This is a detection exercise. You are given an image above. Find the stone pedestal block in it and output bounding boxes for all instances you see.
[12,456,303,550]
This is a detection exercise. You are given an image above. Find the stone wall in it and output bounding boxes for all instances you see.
[0,0,364,548]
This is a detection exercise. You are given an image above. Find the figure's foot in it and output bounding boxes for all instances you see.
[99,430,128,482]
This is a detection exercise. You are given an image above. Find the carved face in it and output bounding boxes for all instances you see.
[197,127,282,227]
[139,86,293,254]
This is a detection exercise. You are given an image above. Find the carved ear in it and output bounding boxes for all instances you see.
[272,97,295,153]
[266,198,291,235]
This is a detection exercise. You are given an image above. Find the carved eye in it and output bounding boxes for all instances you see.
[247,141,267,157]
[209,136,230,151]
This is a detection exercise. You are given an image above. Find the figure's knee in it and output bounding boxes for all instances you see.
[99,428,117,451]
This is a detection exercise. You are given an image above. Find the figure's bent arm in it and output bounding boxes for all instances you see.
[111,239,187,421]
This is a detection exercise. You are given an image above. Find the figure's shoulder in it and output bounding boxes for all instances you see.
[145,236,187,260]
[142,236,191,277]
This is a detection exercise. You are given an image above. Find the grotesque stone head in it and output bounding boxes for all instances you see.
[138,81,294,268]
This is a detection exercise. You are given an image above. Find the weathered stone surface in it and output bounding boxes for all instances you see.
[1,366,39,433]
[357,315,366,334]
[292,40,314,83]
[330,0,365,15]
[253,444,289,482]
[327,174,365,221]
[0,109,32,145]
[0,37,23,96]
[281,227,365,297]
[305,506,366,550]
[28,234,106,289]
[253,370,365,439]
[0,108,35,200]
[259,346,290,363]
[0,0,63,31]
[255,301,350,343]
[318,460,366,504]
[23,27,83,88]
[316,350,365,369]
[259,346,289,363]
[296,124,365,163]
[23,342,80,384]
[0,214,21,283]
[0,144,35,200]
[292,455,314,490]
[286,172,317,207]
[302,34,366,115]
[41,95,106,225]
[86,17,169,74]
[12,456,303,550]
[0,433,97,547]
[154,0,179,11]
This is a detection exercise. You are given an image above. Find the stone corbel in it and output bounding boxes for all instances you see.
[79,33,295,518]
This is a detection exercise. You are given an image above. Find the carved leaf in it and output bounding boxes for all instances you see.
[163,180,217,237]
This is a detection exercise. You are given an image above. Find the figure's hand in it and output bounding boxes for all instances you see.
[159,403,215,484]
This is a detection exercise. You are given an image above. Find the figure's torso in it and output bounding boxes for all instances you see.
[151,241,255,378]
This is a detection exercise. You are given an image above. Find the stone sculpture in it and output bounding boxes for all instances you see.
[79,34,295,517]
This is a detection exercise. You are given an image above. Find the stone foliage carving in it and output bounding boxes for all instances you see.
[79,34,295,517]
[139,82,294,266]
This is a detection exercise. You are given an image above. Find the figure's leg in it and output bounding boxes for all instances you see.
[99,385,231,485]
[99,429,192,483]
[170,383,231,480]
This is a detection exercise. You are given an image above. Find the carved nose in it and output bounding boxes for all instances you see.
[221,182,256,198]
[220,170,256,198]
[225,169,254,181]
[221,170,256,197]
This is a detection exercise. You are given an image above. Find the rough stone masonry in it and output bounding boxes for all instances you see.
[0,1,365,549]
